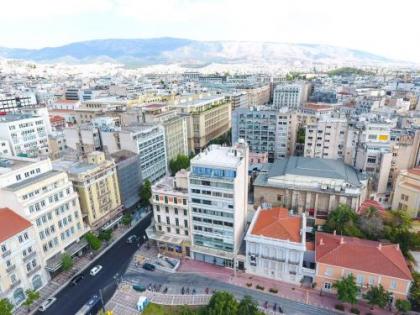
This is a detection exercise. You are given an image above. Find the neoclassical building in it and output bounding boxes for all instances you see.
[254,157,368,224]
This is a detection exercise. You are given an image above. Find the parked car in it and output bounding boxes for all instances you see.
[90,265,103,276]
[142,263,155,271]
[126,235,139,244]
[38,297,57,312]
[132,284,146,292]
[70,274,85,286]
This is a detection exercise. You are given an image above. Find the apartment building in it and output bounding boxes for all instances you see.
[0,113,48,158]
[189,142,248,268]
[0,208,49,307]
[173,94,232,153]
[315,232,412,302]
[0,157,87,274]
[245,207,313,284]
[0,140,12,156]
[254,157,368,224]
[273,83,308,109]
[53,151,123,230]
[232,106,296,161]
[147,170,191,257]
[392,167,420,218]
[304,117,358,161]
[0,95,37,113]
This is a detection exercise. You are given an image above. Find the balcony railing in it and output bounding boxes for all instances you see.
[2,250,11,258]
[10,279,21,290]
[6,264,16,273]
[23,251,37,263]
[27,265,41,277]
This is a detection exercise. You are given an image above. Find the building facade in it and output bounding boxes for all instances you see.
[189,142,248,267]
[391,167,420,218]
[273,84,305,109]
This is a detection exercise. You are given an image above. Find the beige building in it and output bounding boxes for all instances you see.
[172,94,231,153]
[0,208,49,307]
[392,167,420,218]
[254,157,368,225]
[53,151,123,230]
[0,157,87,274]
[146,170,191,257]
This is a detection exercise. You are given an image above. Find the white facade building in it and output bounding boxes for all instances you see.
[273,84,305,109]
[189,142,248,267]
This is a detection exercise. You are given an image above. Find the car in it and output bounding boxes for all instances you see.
[90,265,103,276]
[70,274,85,286]
[142,263,155,271]
[38,297,57,312]
[132,284,146,292]
[126,235,139,244]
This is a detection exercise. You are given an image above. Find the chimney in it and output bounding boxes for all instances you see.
[378,243,382,250]
[333,230,336,236]
[319,238,324,246]
[395,243,399,250]
[340,237,345,245]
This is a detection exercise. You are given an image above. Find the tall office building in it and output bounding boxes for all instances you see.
[189,141,248,268]
[273,83,307,109]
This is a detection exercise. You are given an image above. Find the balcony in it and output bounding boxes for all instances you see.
[2,250,11,258]
[6,264,16,273]
[23,251,37,263]
[10,279,21,290]
[27,265,41,277]
[288,260,300,265]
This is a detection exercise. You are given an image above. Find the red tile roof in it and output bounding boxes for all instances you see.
[357,199,386,215]
[49,115,65,123]
[0,208,32,243]
[251,207,301,243]
[315,232,412,280]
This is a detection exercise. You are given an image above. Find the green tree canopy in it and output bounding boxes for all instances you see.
[332,274,359,305]
[363,284,391,309]
[85,232,102,251]
[237,295,264,315]
[121,213,133,226]
[0,298,13,315]
[140,179,152,206]
[358,207,384,240]
[61,253,73,271]
[98,229,113,241]
[324,204,363,237]
[23,289,40,311]
[207,291,238,315]
[169,154,191,176]
[395,299,411,314]
[409,272,420,309]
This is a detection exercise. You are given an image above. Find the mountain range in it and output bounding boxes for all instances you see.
[0,37,411,67]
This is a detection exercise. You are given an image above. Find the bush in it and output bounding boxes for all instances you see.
[122,213,133,226]
[269,288,278,294]
[350,307,360,314]
[335,304,345,311]
[246,283,252,287]
[98,229,112,241]
[256,285,264,291]
[61,253,73,271]
[85,232,102,251]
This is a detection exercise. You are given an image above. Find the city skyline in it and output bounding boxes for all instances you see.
[1,0,420,63]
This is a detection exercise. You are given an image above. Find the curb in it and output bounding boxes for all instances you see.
[25,212,152,315]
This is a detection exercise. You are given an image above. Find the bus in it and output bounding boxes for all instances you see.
[75,294,102,315]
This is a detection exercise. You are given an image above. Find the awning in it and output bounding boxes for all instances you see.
[45,239,89,272]
[146,227,186,246]
[101,215,123,231]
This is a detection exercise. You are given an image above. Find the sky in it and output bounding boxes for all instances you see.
[1,0,420,62]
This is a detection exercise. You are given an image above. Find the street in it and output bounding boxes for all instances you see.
[123,269,338,315]
[36,214,151,315]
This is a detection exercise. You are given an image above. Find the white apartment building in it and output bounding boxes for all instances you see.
[0,114,49,158]
[273,83,306,109]
[0,157,88,275]
[245,207,312,284]
[0,208,49,307]
[0,139,12,156]
[146,170,191,257]
[304,117,357,161]
[189,142,248,268]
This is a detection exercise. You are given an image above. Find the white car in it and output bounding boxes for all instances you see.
[90,265,103,276]
[38,297,57,312]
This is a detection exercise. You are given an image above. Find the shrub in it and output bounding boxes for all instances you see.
[246,283,252,287]
[85,232,102,251]
[335,304,345,311]
[269,288,278,294]
[98,229,112,241]
[256,285,264,291]
[350,307,360,314]
[61,253,73,271]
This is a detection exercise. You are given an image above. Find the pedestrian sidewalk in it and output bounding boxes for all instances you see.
[178,258,393,315]
[14,210,151,315]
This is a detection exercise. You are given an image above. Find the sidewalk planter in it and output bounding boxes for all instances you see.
[269,288,278,294]
[350,307,360,314]
[256,285,265,291]
[335,304,345,311]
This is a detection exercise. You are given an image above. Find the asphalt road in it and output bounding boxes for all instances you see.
[37,214,152,315]
[124,269,338,315]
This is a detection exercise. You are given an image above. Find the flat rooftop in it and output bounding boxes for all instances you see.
[4,170,62,191]
[192,145,244,168]
[0,113,39,122]
[0,157,39,174]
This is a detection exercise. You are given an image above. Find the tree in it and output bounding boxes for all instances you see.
[98,229,113,241]
[395,299,411,314]
[409,272,420,309]
[61,253,73,271]
[0,298,13,315]
[85,232,102,251]
[121,213,133,226]
[357,207,384,240]
[169,154,191,176]
[237,295,264,315]
[296,128,305,144]
[386,210,412,232]
[324,204,363,237]
[332,274,359,305]
[363,284,391,309]
[23,289,40,312]
[207,291,238,315]
[140,179,152,206]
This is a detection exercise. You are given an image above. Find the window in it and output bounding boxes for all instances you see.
[174,208,178,215]
[368,276,375,285]
[184,209,187,216]
[390,279,397,290]
[324,267,333,276]
[183,199,187,205]
[184,220,188,228]
[176,228,180,234]
[157,215,161,223]
[165,207,169,213]
[1,245,7,252]
[324,282,332,290]
[356,275,364,285]
[166,217,170,224]
[277,194,283,202]
[156,205,160,212]
[175,218,179,226]
[166,227,171,233]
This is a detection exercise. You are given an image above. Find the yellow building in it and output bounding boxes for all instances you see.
[54,151,123,229]
[392,167,420,218]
